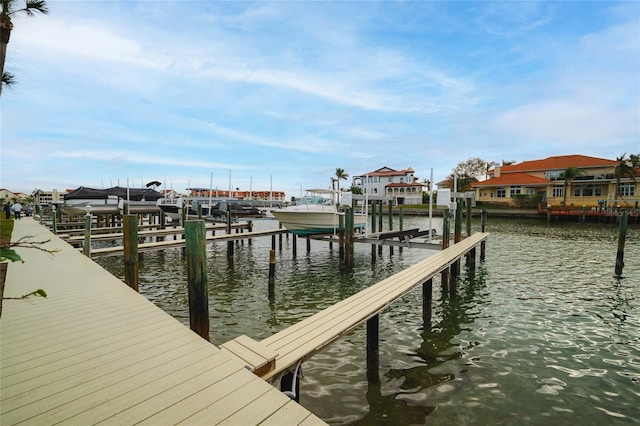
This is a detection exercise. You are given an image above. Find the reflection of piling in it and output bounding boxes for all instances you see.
[123,215,139,292]
[615,210,628,277]
[185,220,209,341]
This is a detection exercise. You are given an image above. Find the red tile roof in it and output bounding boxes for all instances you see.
[497,155,617,173]
[472,173,551,187]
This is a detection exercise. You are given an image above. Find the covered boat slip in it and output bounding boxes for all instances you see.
[0,219,324,425]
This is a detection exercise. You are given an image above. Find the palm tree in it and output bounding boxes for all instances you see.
[335,168,348,204]
[560,166,584,207]
[1,0,48,96]
[614,154,637,200]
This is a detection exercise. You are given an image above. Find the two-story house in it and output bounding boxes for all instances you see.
[352,167,424,205]
[471,154,639,208]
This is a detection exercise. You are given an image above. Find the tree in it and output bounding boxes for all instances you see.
[614,153,638,200]
[0,0,49,97]
[559,166,584,206]
[334,168,348,203]
[449,158,489,191]
[348,185,362,195]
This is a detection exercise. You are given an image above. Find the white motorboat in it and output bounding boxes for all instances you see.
[271,190,366,236]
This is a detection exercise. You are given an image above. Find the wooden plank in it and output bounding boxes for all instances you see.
[259,233,488,379]
[133,364,257,425]
[220,335,278,375]
[2,332,206,410]
[261,400,324,425]
[1,218,324,426]
[90,228,287,258]
[177,376,277,425]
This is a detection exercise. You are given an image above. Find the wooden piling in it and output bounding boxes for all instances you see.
[226,204,234,258]
[440,208,450,293]
[399,206,404,253]
[370,201,376,261]
[123,214,139,292]
[292,233,297,257]
[185,220,209,341]
[366,314,379,375]
[388,202,394,256]
[466,200,472,237]
[377,201,383,255]
[422,278,433,326]
[339,214,345,262]
[268,249,276,298]
[480,209,487,261]
[83,212,92,258]
[615,210,628,277]
[450,202,462,295]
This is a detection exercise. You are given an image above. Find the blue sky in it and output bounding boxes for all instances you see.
[1,1,639,198]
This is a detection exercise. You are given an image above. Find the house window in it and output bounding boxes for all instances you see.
[388,177,392,182]
[497,189,506,198]
[553,185,564,198]
[510,186,521,196]
[620,183,636,197]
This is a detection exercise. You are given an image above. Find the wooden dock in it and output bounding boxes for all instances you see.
[219,232,489,382]
[89,228,288,258]
[0,218,324,425]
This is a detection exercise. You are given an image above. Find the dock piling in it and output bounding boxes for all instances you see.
[185,219,209,341]
[615,210,628,277]
[123,215,139,292]
[83,211,92,258]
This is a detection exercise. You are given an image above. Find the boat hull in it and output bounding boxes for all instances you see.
[271,210,366,236]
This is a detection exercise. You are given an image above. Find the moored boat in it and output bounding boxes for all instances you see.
[271,190,366,235]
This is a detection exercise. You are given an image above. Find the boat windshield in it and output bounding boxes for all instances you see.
[298,195,332,206]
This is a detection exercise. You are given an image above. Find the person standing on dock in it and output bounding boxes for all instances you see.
[3,201,11,219]
[12,202,22,220]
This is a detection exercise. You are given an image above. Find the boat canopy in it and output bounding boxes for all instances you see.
[64,186,164,202]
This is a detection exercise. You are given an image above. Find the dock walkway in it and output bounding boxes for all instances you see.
[222,232,489,381]
[0,218,324,425]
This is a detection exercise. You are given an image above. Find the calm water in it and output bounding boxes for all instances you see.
[96,216,640,425]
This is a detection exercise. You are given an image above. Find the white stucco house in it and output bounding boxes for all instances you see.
[351,167,424,205]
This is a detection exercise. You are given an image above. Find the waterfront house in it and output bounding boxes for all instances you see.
[471,155,640,208]
[352,167,424,205]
